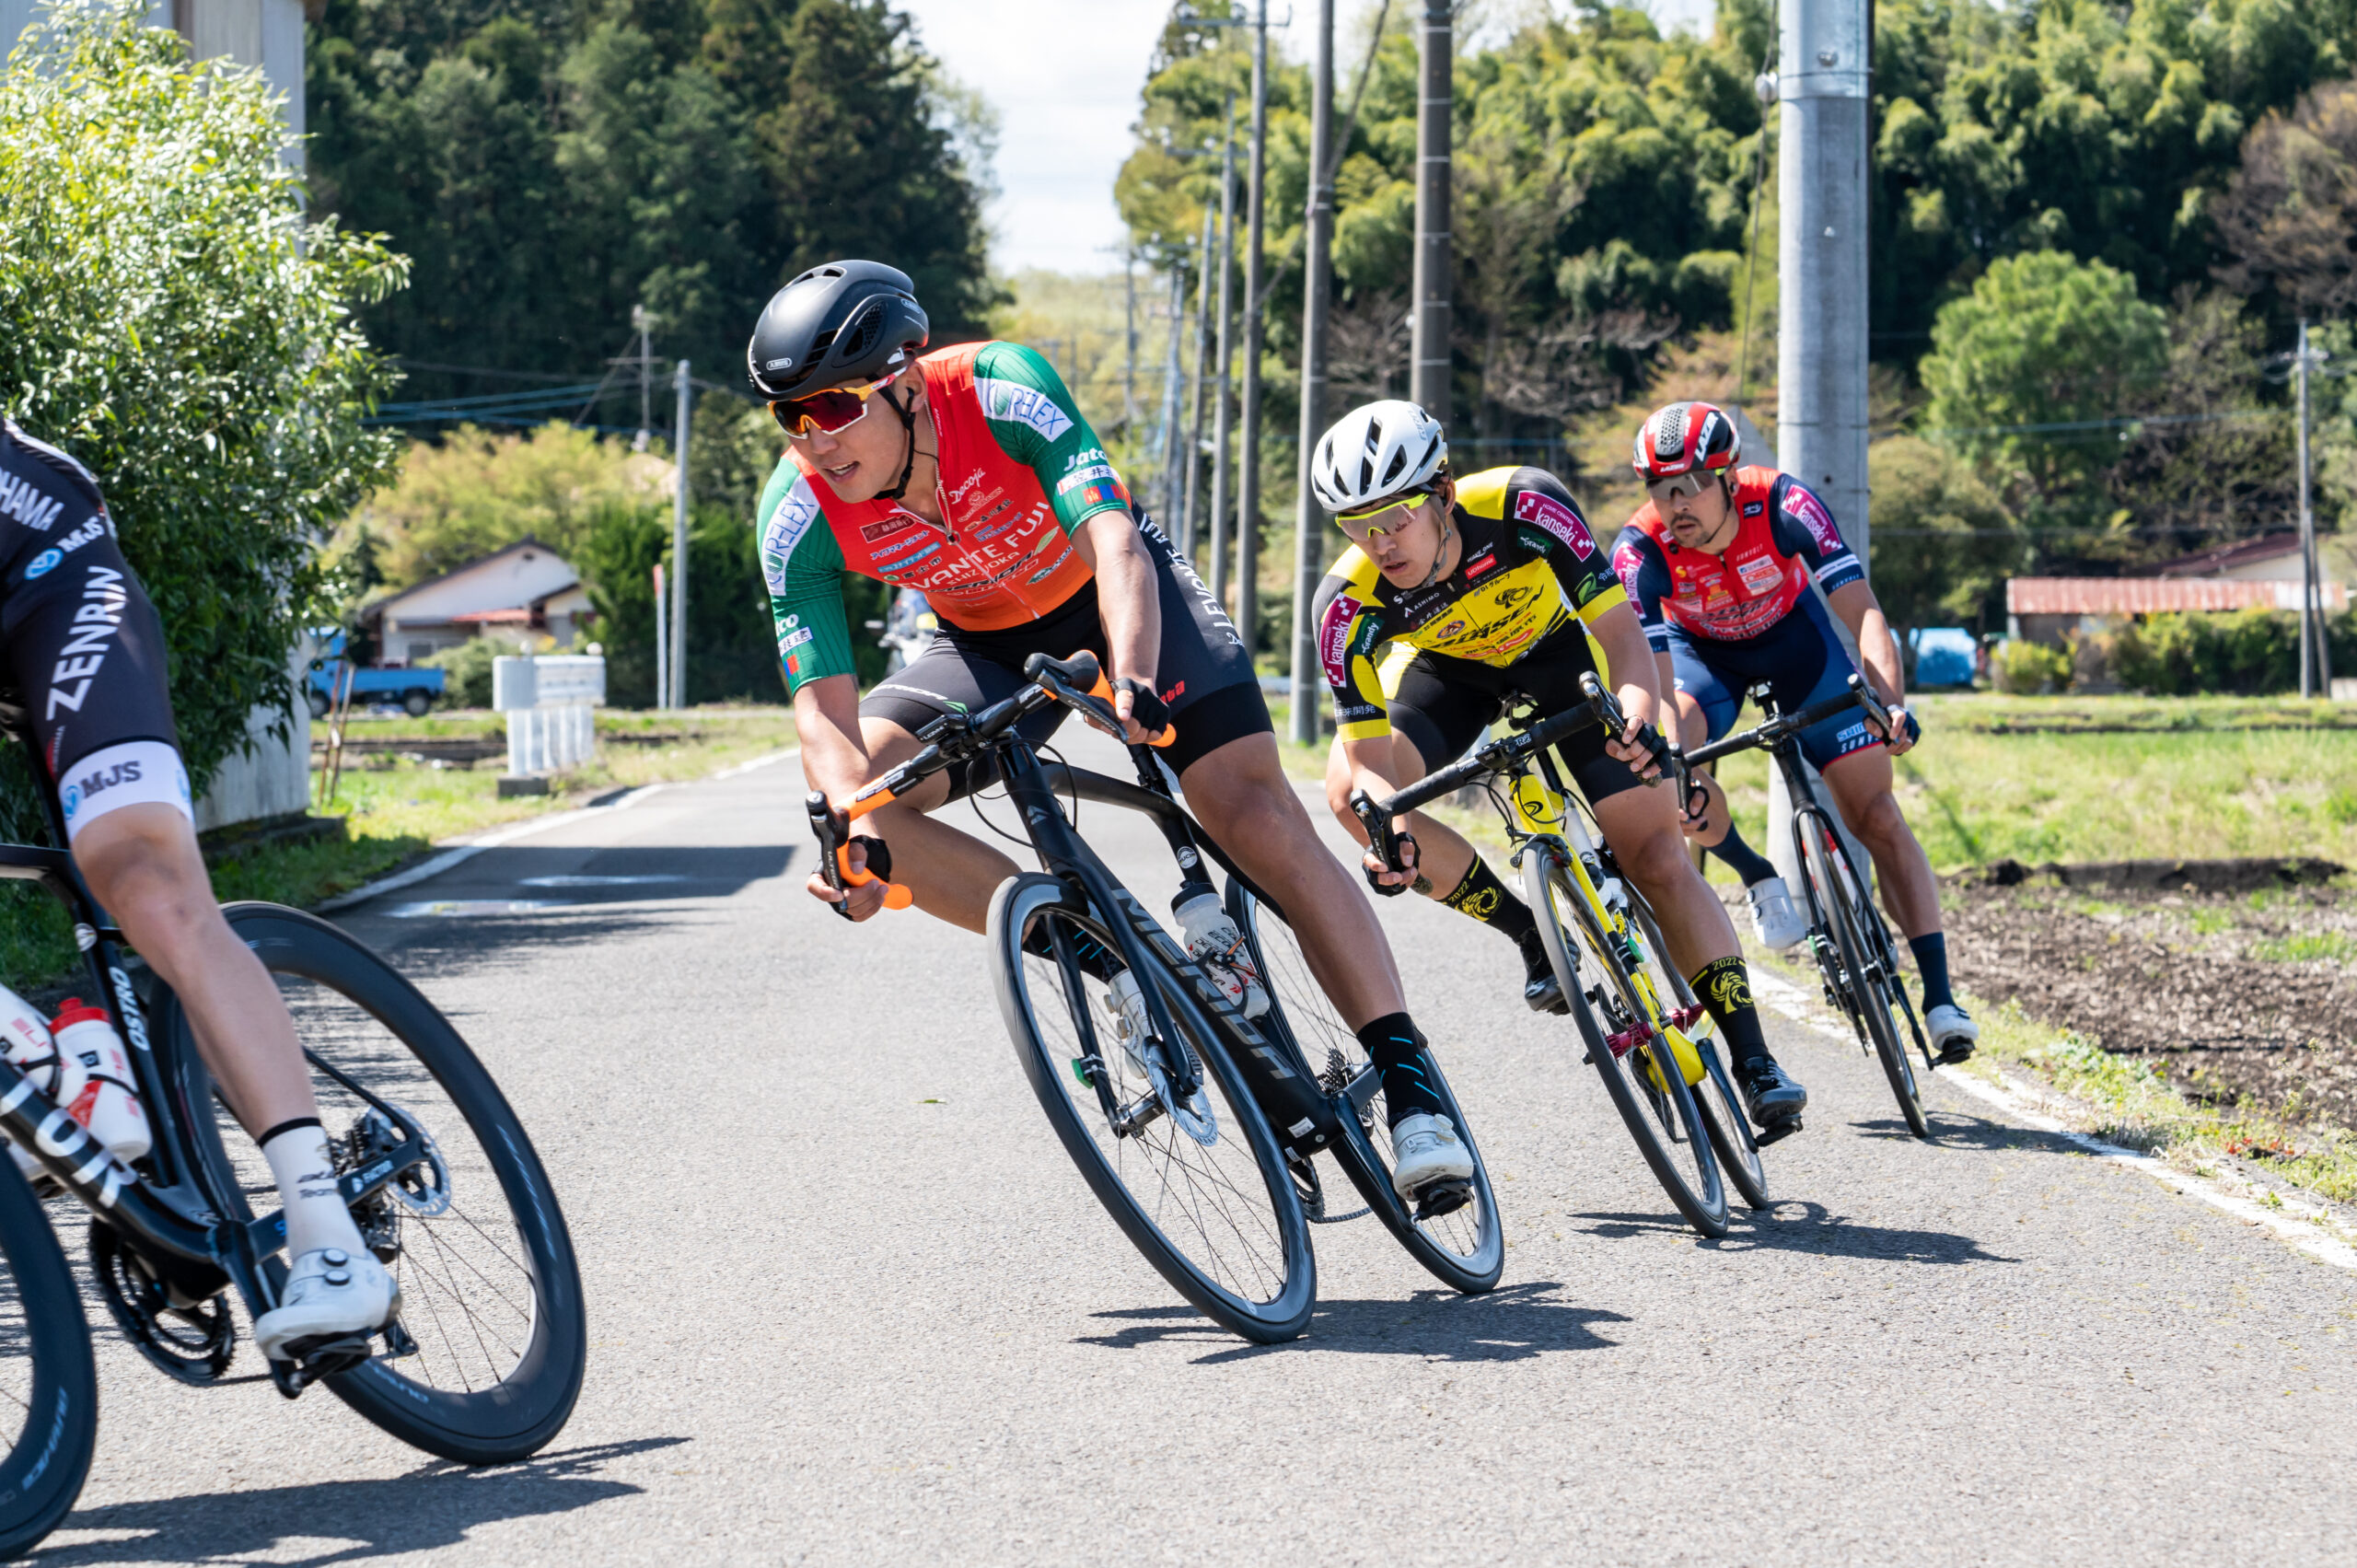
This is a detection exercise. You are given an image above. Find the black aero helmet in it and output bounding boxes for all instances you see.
[746,261,930,401]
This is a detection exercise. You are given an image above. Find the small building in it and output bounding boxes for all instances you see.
[361,538,596,666]
[2007,535,2348,646]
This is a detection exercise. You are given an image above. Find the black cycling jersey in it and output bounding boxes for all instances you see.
[0,418,187,837]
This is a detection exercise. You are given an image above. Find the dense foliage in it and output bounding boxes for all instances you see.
[308,0,999,403]
[0,3,404,794]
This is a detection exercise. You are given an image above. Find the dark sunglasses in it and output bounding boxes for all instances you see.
[768,372,900,439]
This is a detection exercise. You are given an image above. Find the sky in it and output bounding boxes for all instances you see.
[891,0,1719,278]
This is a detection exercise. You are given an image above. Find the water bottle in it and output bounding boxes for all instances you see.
[48,999,149,1164]
[1172,888,1270,1018]
[0,985,59,1182]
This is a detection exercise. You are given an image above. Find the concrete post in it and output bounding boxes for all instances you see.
[1208,92,1238,601]
[670,360,691,709]
[1236,0,1271,657]
[1777,0,1870,572]
[1410,0,1453,418]
[1180,205,1215,558]
[1292,0,1337,744]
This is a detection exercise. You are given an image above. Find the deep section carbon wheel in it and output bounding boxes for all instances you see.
[1800,827,1929,1139]
[0,1159,95,1558]
[1626,896,1767,1211]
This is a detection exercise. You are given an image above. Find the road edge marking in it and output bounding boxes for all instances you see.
[1748,966,2357,1273]
[319,747,801,912]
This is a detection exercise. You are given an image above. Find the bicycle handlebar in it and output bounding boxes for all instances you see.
[1371,670,1680,820]
[1682,673,1889,770]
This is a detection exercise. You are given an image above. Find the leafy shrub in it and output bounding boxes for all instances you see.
[2111,610,2306,694]
[1991,638,2073,694]
[419,635,536,709]
[0,3,403,801]
[577,502,797,709]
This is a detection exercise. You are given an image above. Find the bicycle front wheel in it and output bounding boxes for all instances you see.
[1525,845,1728,1237]
[1226,881,1503,1295]
[1800,825,1929,1138]
[0,1159,94,1558]
[1627,895,1768,1211]
[168,903,587,1462]
[990,874,1315,1343]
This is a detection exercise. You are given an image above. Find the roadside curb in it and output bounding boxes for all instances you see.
[1748,965,2357,1273]
[317,747,801,912]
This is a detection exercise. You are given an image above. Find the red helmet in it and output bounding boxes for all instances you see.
[1632,401,1741,482]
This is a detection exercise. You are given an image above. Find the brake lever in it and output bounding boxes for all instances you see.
[1346,788,1415,897]
[805,791,912,919]
[1579,670,1673,783]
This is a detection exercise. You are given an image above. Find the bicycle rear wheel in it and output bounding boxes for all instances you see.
[1226,882,1503,1295]
[0,1160,94,1558]
[1800,826,1929,1138]
[990,874,1314,1343]
[1525,845,1728,1237]
[166,903,586,1461]
[1627,896,1768,1211]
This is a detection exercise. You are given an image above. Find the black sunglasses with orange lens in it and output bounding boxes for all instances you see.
[768,372,901,439]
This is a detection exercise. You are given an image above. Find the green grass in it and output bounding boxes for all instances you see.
[2250,932,2357,964]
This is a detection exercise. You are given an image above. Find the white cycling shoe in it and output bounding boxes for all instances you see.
[1925,1003,1980,1064]
[1389,1113,1474,1202]
[254,1246,399,1365]
[1744,877,1809,950]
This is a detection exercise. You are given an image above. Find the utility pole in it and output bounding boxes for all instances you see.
[1778,0,1871,572]
[1158,263,1186,524]
[1410,0,1452,417]
[1123,243,1139,435]
[1236,0,1271,655]
[1208,90,1238,603]
[670,359,691,710]
[631,303,654,453]
[1180,204,1215,558]
[1292,0,1337,744]
[2297,319,2331,697]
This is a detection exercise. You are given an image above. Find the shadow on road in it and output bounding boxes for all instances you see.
[1075,1281,1629,1365]
[1576,1202,2017,1265]
[32,1437,686,1566]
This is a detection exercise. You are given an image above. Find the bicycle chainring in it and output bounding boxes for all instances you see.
[90,1221,234,1384]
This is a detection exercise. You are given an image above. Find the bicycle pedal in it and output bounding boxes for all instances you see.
[1752,1118,1803,1147]
[1411,1179,1473,1221]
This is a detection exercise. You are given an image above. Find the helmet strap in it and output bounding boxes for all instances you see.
[1413,502,1456,591]
[875,380,925,503]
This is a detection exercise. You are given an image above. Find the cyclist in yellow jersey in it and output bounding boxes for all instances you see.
[1309,401,1808,1137]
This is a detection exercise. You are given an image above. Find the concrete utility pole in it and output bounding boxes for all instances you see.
[1209,90,1239,603]
[1292,0,1338,744]
[632,304,654,452]
[1778,0,1871,572]
[1410,0,1452,417]
[1156,264,1185,523]
[2296,319,2332,697]
[1123,243,1139,434]
[1236,0,1271,655]
[670,359,691,710]
[1180,204,1215,558]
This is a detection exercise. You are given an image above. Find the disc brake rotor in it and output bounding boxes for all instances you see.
[348,1105,452,1218]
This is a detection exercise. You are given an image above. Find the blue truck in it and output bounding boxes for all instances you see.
[308,633,445,718]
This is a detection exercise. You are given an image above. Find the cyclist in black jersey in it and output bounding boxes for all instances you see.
[0,417,399,1361]
[1308,401,1808,1136]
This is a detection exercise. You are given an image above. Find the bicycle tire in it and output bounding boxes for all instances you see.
[1225,881,1503,1295]
[165,903,586,1462]
[1627,897,1769,1211]
[989,874,1315,1343]
[0,1159,95,1559]
[1800,828,1929,1138]
[1523,846,1728,1237]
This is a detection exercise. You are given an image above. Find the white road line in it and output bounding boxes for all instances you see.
[318,747,802,912]
[1749,966,2357,1272]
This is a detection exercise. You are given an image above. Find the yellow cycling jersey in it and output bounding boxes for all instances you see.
[1310,466,1625,742]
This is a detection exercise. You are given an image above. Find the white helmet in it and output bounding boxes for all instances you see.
[1311,400,1447,515]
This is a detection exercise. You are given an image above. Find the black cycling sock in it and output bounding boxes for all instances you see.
[1691,955,1771,1070]
[1707,826,1779,889]
[1909,933,1956,1013]
[1355,1012,1448,1126]
[1438,856,1537,946]
[1022,923,1119,985]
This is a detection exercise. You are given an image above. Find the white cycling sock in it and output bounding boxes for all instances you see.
[260,1119,367,1260]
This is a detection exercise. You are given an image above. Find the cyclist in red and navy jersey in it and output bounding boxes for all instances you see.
[1612,401,1976,1062]
[751,261,1479,1199]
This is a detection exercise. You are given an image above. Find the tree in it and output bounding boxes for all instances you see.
[2213,78,2357,320]
[1866,436,2021,635]
[1919,250,2167,517]
[0,2,404,796]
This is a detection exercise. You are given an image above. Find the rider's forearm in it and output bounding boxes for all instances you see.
[1083,512,1160,688]
[1595,610,1664,730]
[793,677,877,818]
[1856,605,1907,708]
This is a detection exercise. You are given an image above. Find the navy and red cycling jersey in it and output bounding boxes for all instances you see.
[1610,467,1864,651]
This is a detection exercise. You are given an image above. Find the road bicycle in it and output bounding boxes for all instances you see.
[1353,673,1767,1238]
[0,743,586,1556]
[810,651,1502,1344]
[1685,676,1937,1138]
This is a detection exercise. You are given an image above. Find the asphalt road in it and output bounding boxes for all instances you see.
[39,726,2357,1565]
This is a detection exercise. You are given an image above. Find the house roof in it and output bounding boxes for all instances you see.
[2007,576,2348,615]
[361,536,569,626]
[2132,532,2305,578]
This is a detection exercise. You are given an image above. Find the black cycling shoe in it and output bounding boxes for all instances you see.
[1737,1056,1809,1137]
[1519,933,1569,1015]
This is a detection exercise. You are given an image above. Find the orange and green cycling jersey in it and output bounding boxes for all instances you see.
[1310,466,1626,742]
[757,341,1132,692]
